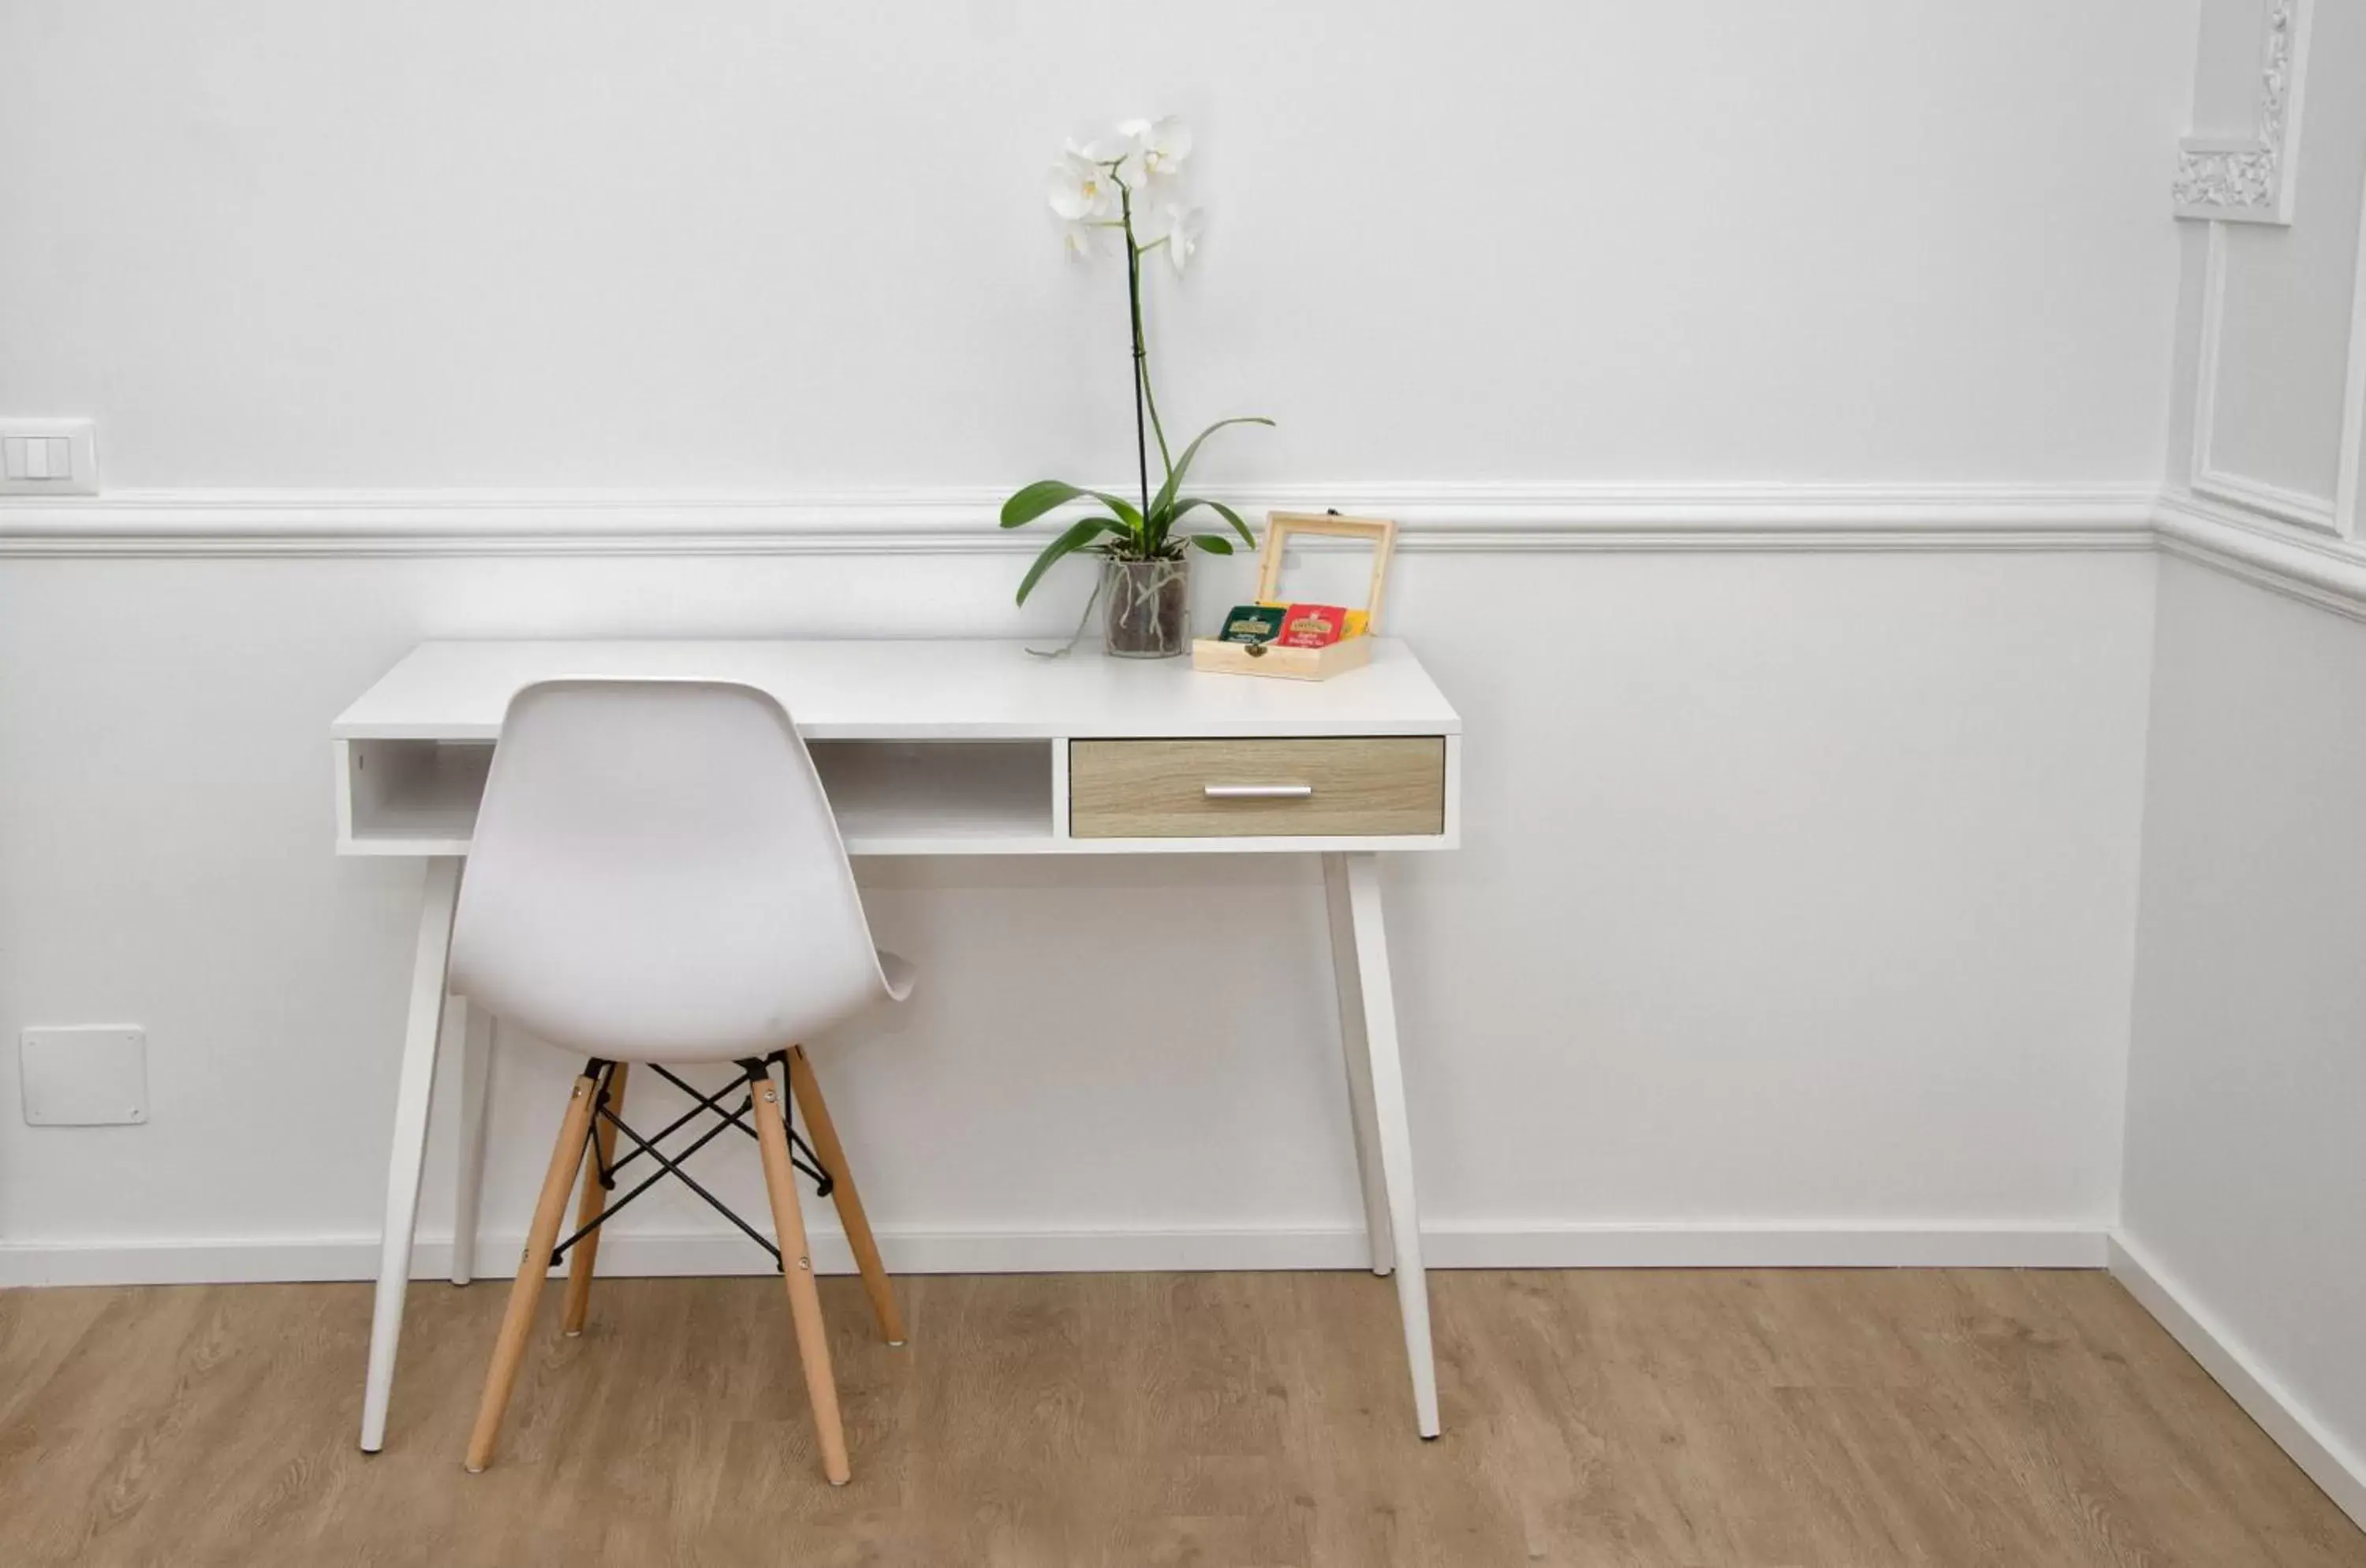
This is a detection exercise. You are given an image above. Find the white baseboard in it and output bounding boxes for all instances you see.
[1436,1222,2107,1270]
[0,1221,2107,1289]
[2110,1232,2366,1532]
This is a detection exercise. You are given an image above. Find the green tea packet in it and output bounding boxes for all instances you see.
[1217,604,1286,644]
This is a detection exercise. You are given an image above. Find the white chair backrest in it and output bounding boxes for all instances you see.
[448,679,889,1062]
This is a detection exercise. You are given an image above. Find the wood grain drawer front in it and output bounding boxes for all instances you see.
[1069,737,1447,838]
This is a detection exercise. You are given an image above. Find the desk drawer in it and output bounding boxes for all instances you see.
[1069,737,1446,838]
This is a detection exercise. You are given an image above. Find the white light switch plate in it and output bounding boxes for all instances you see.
[0,418,100,495]
[21,1026,148,1126]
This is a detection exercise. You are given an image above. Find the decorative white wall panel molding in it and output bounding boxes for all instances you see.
[2174,0,2313,226]
[0,482,2162,558]
[2189,222,2344,534]
[2338,165,2366,536]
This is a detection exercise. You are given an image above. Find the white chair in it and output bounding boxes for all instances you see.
[446,678,911,1484]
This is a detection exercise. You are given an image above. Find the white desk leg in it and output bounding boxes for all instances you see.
[360,855,462,1453]
[1322,853,1394,1276]
[1343,851,1441,1439]
[449,1001,494,1285]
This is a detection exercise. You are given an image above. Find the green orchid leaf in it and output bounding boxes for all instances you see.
[1002,479,1145,542]
[1001,480,1089,527]
[1103,496,1150,539]
[1150,416,1273,522]
[1014,516,1120,604]
[1186,532,1234,554]
[1092,492,1146,533]
[1174,497,1257,548]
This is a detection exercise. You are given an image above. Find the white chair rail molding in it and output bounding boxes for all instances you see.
[2,2,2364,1561]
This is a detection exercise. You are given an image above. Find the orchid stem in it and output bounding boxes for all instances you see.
[1114,181,1174,520]
[1140,336,1174,487]
[1121,181,1169,551]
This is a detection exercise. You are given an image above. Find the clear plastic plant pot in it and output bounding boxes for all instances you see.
[1101,554,1192,658]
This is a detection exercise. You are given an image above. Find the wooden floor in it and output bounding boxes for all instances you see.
[2,1268,2359,1567]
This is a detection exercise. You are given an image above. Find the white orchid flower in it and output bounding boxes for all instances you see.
[1159,203,1204,275]
[1046,143,1113,221]
[1117,115,1193,180]
[1084,131,1148,189]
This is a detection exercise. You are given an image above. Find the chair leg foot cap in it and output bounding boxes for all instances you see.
[464,1464,486,1475]
[887,1339,906,1348]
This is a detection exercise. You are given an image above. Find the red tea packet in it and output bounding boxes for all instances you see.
[1278,604,1347,648]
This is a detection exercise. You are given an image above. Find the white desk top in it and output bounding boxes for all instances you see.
[334,638,1461,741]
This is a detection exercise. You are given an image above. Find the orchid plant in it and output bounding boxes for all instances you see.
[1002,115,1271,605]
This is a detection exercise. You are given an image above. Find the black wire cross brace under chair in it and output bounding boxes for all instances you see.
[460,1041,909,1479]
[552,1054,838,1280]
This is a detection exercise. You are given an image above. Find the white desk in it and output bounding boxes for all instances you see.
[334,638,1462,1450]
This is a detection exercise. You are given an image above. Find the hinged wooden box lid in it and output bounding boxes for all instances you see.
[1191,511,1398,681]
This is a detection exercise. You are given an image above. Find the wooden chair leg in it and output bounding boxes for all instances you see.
[465,1070,600,1473]
[786,1046,905,1345]
[751,1069,852,1486]
[560,1062,629,1336]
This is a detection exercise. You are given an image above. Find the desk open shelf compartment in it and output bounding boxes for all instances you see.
[336,735,1060,856]
[807,740,1054,852]
[338,738,494,854]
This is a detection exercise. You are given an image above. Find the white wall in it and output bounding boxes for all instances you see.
[2121,558,2366,1515]
[0,1,2194,1278]
[0,1,2190,487]
[2120,0,2366,1523]
[0,547,2158,1273]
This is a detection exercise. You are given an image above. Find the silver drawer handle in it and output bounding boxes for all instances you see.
[1204,783,1314,800]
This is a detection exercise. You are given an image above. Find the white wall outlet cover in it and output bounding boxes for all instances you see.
[20,1026,148,1126]
[0,418,100,496]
